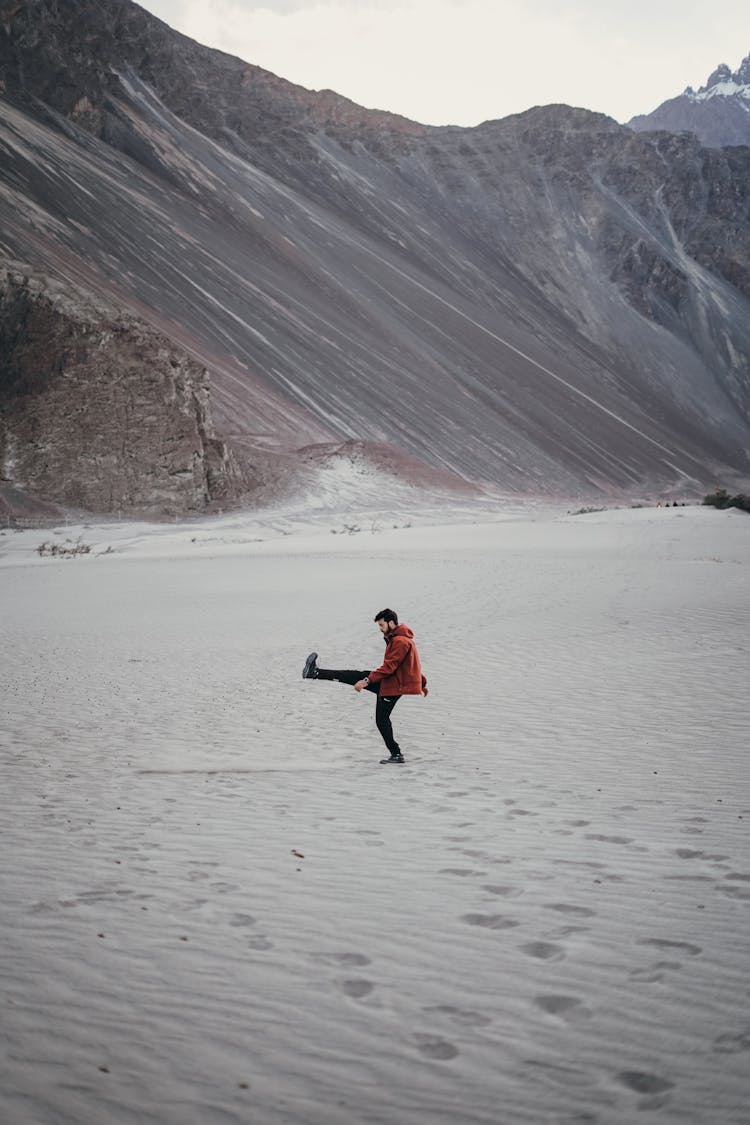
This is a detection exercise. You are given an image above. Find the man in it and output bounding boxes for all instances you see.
[302,608,428,765]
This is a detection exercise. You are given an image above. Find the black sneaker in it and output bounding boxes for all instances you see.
[302,652,318,679]
[380,753,405,764]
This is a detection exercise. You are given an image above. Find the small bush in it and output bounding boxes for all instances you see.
[330,524,361,535]
[702,489,750,513]
[37,536,92,558]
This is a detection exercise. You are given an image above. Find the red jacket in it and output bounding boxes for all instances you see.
[369,624,427,696]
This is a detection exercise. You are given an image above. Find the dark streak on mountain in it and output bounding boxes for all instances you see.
[1,0,749,515]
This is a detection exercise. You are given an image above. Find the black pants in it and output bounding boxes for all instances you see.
[315,667,402,754]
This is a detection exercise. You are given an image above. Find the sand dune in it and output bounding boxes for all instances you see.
[1,504,749,1124]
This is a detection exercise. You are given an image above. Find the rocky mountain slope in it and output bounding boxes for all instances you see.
[1,0,749,514]
[629,53,750,149]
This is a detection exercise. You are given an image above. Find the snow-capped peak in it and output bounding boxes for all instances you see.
[685,52,750,102]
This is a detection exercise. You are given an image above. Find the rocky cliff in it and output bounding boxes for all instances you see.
[0,266,252,514]
[1,0,749,513]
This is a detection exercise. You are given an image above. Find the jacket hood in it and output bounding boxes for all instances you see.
[389,624,414,639]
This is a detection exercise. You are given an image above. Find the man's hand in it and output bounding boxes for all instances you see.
[354,679,368,692]
[422,685,429,697]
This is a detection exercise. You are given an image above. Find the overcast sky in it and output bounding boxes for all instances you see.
[138,0,749,126]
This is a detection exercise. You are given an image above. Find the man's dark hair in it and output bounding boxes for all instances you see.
[374,608,398,625]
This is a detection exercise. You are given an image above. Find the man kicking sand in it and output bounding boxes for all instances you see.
[302,608,428,764]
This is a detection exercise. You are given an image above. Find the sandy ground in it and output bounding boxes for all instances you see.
[1,503,749,1124]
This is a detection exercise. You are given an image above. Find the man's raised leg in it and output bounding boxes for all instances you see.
[315,667,372,686]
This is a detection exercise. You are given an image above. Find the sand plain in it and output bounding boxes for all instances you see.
[1,503,749,1124]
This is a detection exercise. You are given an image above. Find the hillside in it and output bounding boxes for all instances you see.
[1,0,749,514]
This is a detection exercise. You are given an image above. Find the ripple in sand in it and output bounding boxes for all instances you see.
[423,1004,492,1027]
[524,1059,593,1087]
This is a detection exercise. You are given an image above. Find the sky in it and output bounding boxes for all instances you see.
[138,0,750,127]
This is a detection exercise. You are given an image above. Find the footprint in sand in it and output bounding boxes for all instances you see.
[543,903,596,917]
[713,1028,750,1054]
[637,938,702,956]
[462,849,512,865]
[629,961,682,983]
[545,925,590,940]
[439,868,485,877]
[521,941,566,961]
[663,874,713,883]
[247,936,273,950]
[340,979,375,1000]
[423,1005,492,1028]
[718,874,750,900]
[314,952,372,967]
[534,995,590,1020]
[616,1071,674,1095]
[414,1034,459,1061]
[461,913,520,930]
[584,834,634,845]
[229,913,256,927]
[718,884,750,901]
[675,849,728,861]
[481,884,523,898]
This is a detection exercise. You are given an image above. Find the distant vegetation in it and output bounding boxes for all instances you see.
[37,536,92,557]
[702,489,750,513]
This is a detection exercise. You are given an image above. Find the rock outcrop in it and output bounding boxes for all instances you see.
[0,267,252,514]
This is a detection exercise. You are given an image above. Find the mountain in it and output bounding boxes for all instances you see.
[628,53,750,148]
[1,0,749,516]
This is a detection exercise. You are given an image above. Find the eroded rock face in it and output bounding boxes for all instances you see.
[0,268,250,514]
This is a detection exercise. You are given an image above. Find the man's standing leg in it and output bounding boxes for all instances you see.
[376,695,404,763]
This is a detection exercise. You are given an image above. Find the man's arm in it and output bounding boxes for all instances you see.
[367,636,410,684]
